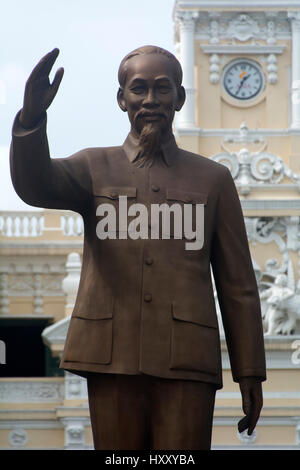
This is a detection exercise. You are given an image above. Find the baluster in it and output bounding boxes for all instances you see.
[36,215,41,236]
[11,214,23,237]
[28,215,34,236]
[67,215,74,236]
[1,215,8,236]
[0,273,10,314]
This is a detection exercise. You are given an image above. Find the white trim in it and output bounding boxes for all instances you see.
[217,391,300,399]
[0,420,63,429]
[177,1,300,8]
[212,445,300,449]
[214,417,300,426]
[175,126,202,135]
[240,184,300,191]
[0,241,83,249]
[176,127,300,136]
[240,200,300,210]
[202,128,290,136]
[201,44,286,55]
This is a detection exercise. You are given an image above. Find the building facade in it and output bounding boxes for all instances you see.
[0,0,300,450]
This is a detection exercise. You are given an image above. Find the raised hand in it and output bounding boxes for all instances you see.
[238,377,263,436]
[19,48,64,129]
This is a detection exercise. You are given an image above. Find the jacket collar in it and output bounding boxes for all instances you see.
[122,132,179,167]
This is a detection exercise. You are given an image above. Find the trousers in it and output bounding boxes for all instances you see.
[87,373,216,450]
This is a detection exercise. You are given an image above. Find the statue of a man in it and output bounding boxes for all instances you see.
[10,46,266,450]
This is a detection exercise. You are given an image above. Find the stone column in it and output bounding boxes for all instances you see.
[288,12,300,130]
[176,10,198,129]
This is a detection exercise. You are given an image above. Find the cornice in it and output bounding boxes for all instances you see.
[177,1,300,9]
[200,44,286,54]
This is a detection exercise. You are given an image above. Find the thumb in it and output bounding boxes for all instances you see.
[50,67,64,97]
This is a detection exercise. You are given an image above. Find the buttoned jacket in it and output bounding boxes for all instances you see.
[10,113,266,389]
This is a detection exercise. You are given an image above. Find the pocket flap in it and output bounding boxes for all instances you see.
[171,300,217,329]
[72,297,114,320]
[94,187,137,199]
[166,189,207,205]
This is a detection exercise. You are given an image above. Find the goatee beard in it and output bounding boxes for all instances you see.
[135,122,162,168]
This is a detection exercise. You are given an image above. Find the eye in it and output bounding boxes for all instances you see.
[130,85,145,94]
[157,84,172,94]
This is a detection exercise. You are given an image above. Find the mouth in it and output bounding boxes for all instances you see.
[138,112,166,121]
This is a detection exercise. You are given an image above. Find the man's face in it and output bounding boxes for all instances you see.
[118,53,185,139]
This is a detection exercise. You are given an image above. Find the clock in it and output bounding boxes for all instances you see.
[222,58,265,101]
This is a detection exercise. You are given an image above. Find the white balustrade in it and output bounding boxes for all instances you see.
[60,212,83,236]
[0,211,83,237]
[0,212,44,237]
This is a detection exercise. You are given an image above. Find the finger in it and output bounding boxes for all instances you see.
[247,392,263,435]
[247,405,262,435]
[50,67,64,96]
[247,412,260,435]
[241,388,251,416]
[29,48,60,81]
[238,416,249,434]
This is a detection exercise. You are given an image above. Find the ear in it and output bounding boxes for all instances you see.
[117,87,127,112]
[175,85,186,112]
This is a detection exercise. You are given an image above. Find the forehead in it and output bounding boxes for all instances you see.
[124,53,178,84]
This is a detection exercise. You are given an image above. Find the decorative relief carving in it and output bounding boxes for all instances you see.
[267,54,278,84]
[194,11,290,41]
[65,372,88,400]
[244,217,300,335]
[61,418,87,448]
[227,14,260,42]
[9,428,28,447]
[33,274,43,314]
[67,425,84,440]
[209,19,219,44]
[0,381,65,402]
[210,119,300,336]
[7,273,65,297]
[211,122,300,196]
[209,54,220,83]
[267,20,277,44]
[175,10,199,32]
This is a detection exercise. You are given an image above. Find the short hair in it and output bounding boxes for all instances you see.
[118,45,183,89]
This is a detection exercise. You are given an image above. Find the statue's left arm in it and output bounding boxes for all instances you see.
[210,166,266,435]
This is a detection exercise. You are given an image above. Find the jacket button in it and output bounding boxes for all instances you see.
[151,184,160,192]
[144,293,152,302]
[145,258,153,265]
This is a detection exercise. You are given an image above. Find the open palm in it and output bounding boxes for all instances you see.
[20,48,64,129]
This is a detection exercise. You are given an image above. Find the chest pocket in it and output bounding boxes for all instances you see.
[163,189,207,248]
[94,186,137,236]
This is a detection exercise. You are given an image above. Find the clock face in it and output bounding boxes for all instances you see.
[222,59,265,100]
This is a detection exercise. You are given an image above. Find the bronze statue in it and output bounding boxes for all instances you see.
[10,46,266,450]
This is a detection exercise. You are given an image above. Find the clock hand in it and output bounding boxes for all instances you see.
[236,74,251,95]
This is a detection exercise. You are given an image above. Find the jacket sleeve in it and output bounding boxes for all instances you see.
[210,166,266,383]
[10,111,92,214]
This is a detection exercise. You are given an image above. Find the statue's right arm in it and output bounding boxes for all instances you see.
[10,49,92,214]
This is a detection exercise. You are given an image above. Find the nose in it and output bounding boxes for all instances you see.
[143,88,159,108]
